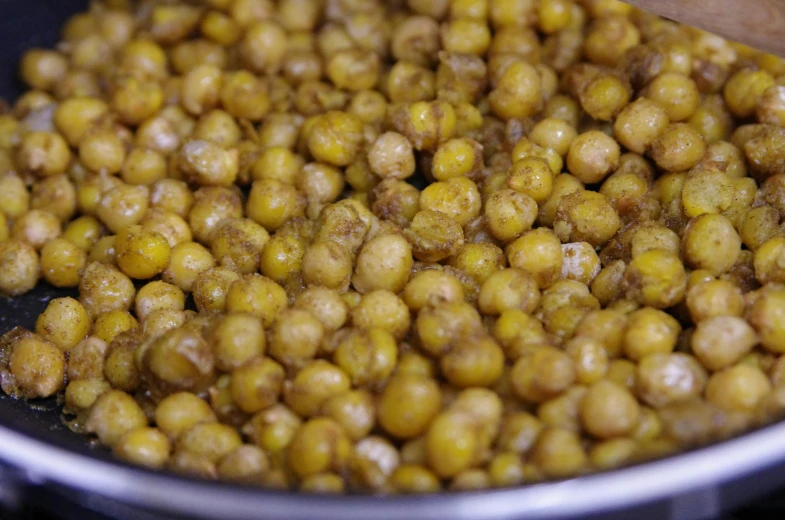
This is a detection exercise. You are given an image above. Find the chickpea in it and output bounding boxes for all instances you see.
[624,250,686,309]
[34,297,90,352]
[39,238,86,288]
[20,49,68,91]
[706,364,772,412]
[97,184,149,234]
[506,228,564,289]
[580,380,640,439]
[681,168,733,218]
[419,177,481,227]
[403,270,464,312]
[230,357,285,414]
[114,225,170,280]
[353,234,413,294]
[741,206,780,251]
[154,392,217,440]
[682,214,741,276]
[287,418,352,479]
[403,210,464,262]
[757,85,785,126]
[178,422,243,464]
[651,123,706,172]
[269,309,325,369]
[637,353,707,408]
[489,60,542,120]
[225,274,288,328]
[565,336,608,384]
[532,427,587,478]
[485,190,538,243]
[0,173,30,219]
[449,243,506,284]
[724,68,775,118]
[178,140,239,188]
[16,131,71,177]
[150,179,193,218]
[754,237,785,284]
[747,288,785,354]
[114,428,171,469]
[686,279,745,322]
[511,345,576,403]
[378,374,441,439]
[284,360,351,417]
[553,190,621,248]
[86,390,147,446]
[143,327,215,397]
[579,73,632,122]
[65,379,111,413]
[613,98,670,154]
[9,335,65,399]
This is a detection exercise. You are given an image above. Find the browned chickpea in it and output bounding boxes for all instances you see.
[651,123,706,172]
[9,335,65,399]
[554,190,621,248]
[614,98,670,154]
[142,327,215,398]
[78,261,135,319]
[489,60,542,120]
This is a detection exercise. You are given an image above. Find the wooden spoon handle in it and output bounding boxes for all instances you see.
[623,0,785,56]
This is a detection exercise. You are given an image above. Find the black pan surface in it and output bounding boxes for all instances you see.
[0,0,97,457]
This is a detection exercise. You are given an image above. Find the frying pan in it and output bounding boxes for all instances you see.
[2,2,785,519]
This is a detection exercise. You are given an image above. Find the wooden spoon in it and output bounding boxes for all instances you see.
[623,0,785,56]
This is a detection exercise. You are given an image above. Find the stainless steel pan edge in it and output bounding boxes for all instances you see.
[2,420,785,520]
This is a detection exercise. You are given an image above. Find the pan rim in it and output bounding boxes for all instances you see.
[0,418,784,519]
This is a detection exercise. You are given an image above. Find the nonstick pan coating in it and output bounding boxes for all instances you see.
[4,3,785,520]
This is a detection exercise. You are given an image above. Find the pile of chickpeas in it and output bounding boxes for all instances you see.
[3,0,785,495]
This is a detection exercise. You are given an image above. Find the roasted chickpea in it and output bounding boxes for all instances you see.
[651,123,706,172]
